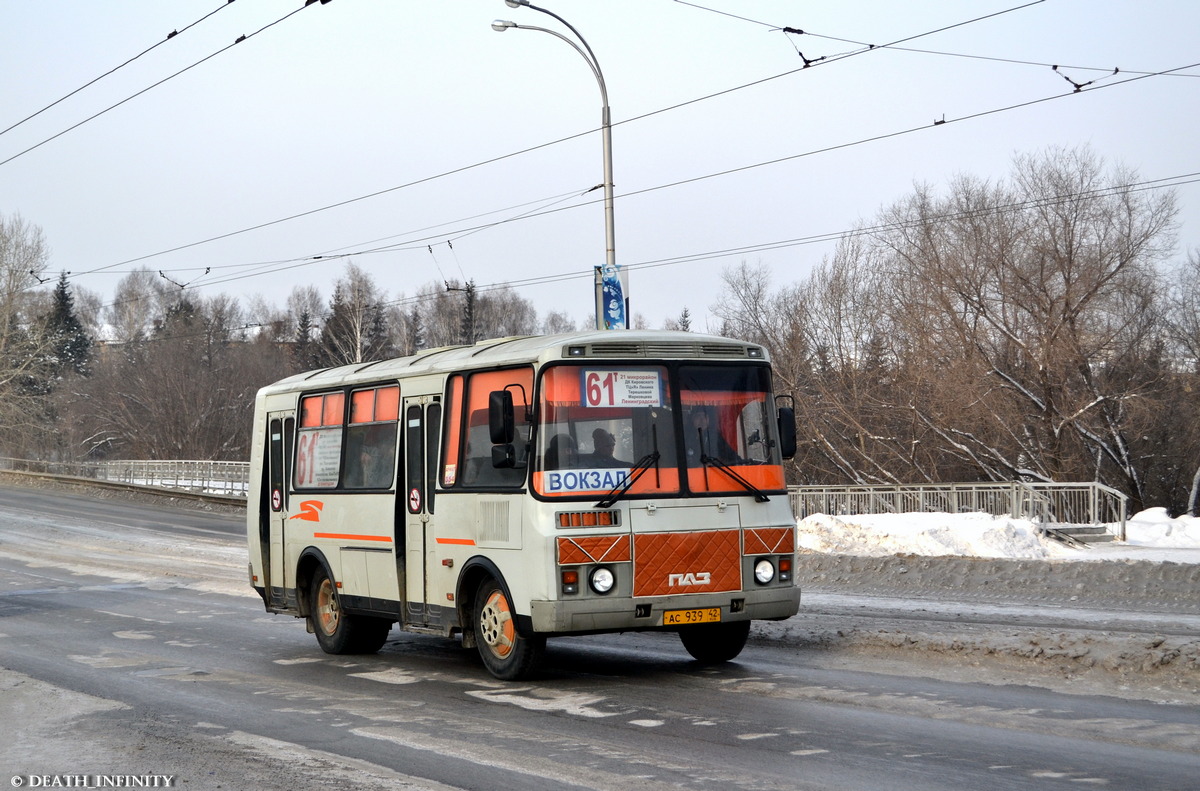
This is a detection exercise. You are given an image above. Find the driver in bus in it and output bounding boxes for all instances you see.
[583,428,629,468]
[685,407,739,465]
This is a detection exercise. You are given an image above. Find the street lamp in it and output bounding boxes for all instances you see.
[493,1,625,330]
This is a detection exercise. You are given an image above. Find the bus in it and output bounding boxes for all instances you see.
[247,330,800,680]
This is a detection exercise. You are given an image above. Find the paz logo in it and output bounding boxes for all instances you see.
[668,571,711,587]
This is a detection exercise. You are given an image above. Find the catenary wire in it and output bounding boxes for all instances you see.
[67,0,1054,281]
[0,2,320,170]
[103,167,1198,337]
[0,1,237,140]
[176,57,1200,293]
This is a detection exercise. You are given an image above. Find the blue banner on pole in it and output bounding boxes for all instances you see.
[601,262,627,330]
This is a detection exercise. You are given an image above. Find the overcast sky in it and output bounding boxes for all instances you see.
[3,0,1197,332]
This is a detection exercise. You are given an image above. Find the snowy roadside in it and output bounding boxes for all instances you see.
[762,509,1200,704]
[2,476,1197,702]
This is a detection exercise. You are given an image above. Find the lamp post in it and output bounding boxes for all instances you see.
[493,1,625,330]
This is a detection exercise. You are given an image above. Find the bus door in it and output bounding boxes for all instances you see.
[401,396,442,628]
[263,412,295,608]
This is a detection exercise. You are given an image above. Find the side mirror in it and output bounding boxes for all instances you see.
[489,390,515,444]
[491,444,516,469]
[777,406,797,460]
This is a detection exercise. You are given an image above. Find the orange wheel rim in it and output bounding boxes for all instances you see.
[316,579,339,635]
[479,590,515,659]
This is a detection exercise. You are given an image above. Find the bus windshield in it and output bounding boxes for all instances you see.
[533,363,785,499]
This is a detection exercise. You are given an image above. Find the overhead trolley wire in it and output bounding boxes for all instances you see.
[82,55,1200,307]
[184,168,1200,310]
[82,55,1200,306]
[97,168,1199,325]
[67,0,1058,281]
[0,1,324,170]
[399,169,1200,308]
[271,60,1200,285]
[0,0,237,141]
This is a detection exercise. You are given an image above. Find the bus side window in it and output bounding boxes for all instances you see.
[440,375,464,488]
[345,385,399,490]
[460,367,532,489]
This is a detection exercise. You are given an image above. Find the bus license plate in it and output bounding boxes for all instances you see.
[663,607,721,625]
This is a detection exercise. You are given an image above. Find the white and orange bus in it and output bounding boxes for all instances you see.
[247,330,800,679]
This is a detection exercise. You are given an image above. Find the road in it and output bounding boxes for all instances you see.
[1,482,1197,790]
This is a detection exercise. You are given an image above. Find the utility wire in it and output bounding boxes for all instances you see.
[675,0,1191,79]
[94,186,593,291]
[191,169,1200,307]
[0,1,236,140]
[73,53,1200,307]
[309,61,1200,277]
[406,169,1200,307]
[0,2,320,170]
[67,0,1055,280]
[93,168,1198,326]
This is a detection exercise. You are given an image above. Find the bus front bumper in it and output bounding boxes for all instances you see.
[529,586,801,634]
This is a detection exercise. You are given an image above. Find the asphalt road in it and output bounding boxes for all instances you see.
[1,483,1197,791]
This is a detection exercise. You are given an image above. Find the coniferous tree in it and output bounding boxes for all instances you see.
[43,272,92,378]
[293,309,316,371]
[459,280,477,345]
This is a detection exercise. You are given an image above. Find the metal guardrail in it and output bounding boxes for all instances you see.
[0,457,249,497]
[788,482,1128,540]
[1,457,1128,539]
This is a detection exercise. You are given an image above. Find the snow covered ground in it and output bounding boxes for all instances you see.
[796,507,1200,564]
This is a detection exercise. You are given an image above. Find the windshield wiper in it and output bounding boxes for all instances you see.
[595,451,660,508]
[701,454,770,502]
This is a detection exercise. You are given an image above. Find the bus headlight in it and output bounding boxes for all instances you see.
[753,558,776,585]
[589,566,615,595]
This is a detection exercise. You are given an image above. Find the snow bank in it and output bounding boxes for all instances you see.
[1124,507,1200,548]
[797,509,1200,562]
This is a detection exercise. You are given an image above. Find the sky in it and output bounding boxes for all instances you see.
[2,1,1198,332]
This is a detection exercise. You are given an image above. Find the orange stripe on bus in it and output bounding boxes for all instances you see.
[436,537,476,545]
[314,533,392,542]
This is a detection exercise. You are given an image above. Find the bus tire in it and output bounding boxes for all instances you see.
[678,620,750,664]
[310,567,390,655]
[474,578,544,680]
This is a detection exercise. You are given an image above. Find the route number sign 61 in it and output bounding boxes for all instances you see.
[582,370,662,408]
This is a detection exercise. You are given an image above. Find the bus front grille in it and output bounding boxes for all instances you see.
[632,530,741,597]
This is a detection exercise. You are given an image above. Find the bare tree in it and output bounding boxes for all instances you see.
[1164,247,1200,514]
[541,310,577,335]
[476,284,538,339]
[69,294,289,460]
[877,147,1178,509]
[106,267,174,343]
[317,263,390,366]
[0,213,53,450]
[414,281,466,349]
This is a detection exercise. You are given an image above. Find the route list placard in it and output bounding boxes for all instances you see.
[581,370,662,408]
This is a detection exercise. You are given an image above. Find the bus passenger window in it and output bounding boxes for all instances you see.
[458,367,532,489]
[344,385,399,490]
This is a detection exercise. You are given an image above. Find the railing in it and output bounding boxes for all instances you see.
[2,456,1129,538]
[788,481,1128,540]
[0,457,250,497]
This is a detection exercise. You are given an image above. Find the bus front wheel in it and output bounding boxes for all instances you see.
[474,579,544,680]
[678,620,750,664]
[309,567,390,654]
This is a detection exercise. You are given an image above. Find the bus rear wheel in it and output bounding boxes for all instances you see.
[474,579,544,680]
[310,567,390,655]
[678,620,750,664]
